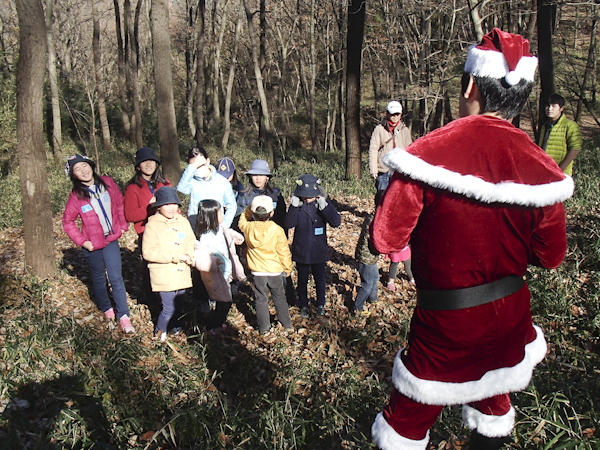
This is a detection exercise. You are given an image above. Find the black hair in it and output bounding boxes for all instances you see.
[242,174,275,195]
[252,207,271,222]
[195,199,221,237]
[125,163,168,190]
[461,72,533,120]
[230,170,240,191]
[70,163,109,200]
[187,146,209,163]
[548,93,565,107]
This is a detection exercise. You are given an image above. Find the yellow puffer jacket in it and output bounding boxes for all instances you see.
[142,212,195,292]
[238,207,293,274]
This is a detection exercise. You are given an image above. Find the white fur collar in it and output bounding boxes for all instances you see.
[383,149,574,207]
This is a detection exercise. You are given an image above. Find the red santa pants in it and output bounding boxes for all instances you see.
[382,389,512,441]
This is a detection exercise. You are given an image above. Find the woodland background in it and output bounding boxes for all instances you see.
[0,0,599,449]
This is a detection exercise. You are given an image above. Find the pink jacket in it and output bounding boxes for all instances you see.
[62,176,129,250]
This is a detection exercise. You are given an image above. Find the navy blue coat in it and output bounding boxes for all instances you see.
[286,200,341,264]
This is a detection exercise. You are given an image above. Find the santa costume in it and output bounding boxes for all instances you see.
[370,29,573,449]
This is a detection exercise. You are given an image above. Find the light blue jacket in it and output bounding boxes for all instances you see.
[177,164,237,227]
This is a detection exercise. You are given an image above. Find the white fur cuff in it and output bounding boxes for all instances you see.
[372,413,430,450]
[462,404,515,437]
[392,325,547,405]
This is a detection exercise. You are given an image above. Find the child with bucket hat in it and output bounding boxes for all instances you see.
[142,187,195,342]
[286,174,341,317]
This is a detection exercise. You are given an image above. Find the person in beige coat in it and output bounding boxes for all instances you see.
[239,195,293,333]
[369,101,412,206]
[142,187,195,341]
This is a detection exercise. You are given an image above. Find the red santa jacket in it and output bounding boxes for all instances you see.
[370,115,572,406]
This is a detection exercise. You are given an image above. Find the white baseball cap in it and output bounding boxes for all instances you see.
[386,101,402,115]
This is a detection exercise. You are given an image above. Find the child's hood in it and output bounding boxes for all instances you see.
[245,221,279,248]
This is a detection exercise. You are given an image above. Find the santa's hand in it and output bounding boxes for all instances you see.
[317,196,327,210]
[291,196,302,207]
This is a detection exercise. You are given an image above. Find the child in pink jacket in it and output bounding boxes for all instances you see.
[62,154,135,334]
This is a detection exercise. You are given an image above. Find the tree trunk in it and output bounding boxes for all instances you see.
[537,0,556,135]
[222,13,242,153]
[258,0,266,141]
[91,0,111,150]
[45,0,62,161]
[127,0,143,148]
[243,0,275,168]
[308,0,318,152]
[576,14,596,121]
[468,0,484,42]
[114,0,132,140]
[151,0,181,184]
[345,0,365,180]
[195,0,205,147]
[16,0,55,278]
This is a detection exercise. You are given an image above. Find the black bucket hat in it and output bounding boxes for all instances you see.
[293,174,323,198]
[153,187,182,208]
[135,147,160,167]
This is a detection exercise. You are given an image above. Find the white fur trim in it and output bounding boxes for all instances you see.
[372,413,430,450]
[392,325,547,405]
[383,149,574,207]
[462,404,515,437]
[465,45,538,82]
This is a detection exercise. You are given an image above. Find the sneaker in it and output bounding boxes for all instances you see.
[360,309,371,317]
[316,305,325,316]
[160,331,167,342]
[172,327,183,336]
[104,308,115,320]
[386,281,396,292]
[408,278,416,286]
[300,307,310,318]
[119,315,135,334]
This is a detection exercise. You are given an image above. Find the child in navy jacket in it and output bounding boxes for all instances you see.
[286,174,341,317]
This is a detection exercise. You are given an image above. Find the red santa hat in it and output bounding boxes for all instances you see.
[464,28,537,86]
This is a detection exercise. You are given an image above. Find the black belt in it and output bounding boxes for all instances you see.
[416,275,525,311]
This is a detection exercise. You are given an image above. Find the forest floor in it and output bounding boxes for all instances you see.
[2,195,462,449]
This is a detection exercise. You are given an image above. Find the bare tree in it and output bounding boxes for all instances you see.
[91,0,111,149]
[195,0,205,147]
[243,0,275,167]
[345,0,365,179]
[222,12,242,152]
[537,0,557,136]
[45,0,62,161]
[16,0,55,278]
[127,0,143,148]
[151,0,181,183]
[114,0,132,140]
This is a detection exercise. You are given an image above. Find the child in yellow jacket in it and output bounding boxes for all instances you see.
[142,187,195,341]
[238,195,293,333]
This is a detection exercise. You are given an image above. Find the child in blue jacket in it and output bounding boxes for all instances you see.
[286,174,341,317]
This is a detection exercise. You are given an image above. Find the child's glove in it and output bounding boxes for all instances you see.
[291,195,302,207]
[317,196,328,210]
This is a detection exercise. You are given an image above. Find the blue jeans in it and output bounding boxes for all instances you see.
[82,239,130,319]
[156,289,186,334]
[296,262,326,308]
[375,172,390,206]
[354,262,379,311]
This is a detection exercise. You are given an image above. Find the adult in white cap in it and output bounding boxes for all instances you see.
[368,100,412,206]
[370,28,573,450]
